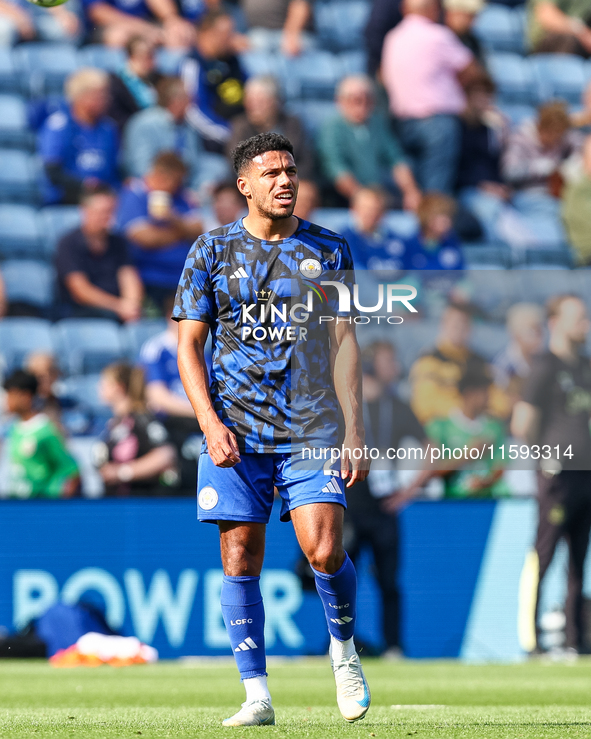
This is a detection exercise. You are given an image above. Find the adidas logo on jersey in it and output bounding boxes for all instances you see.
[330,616,353,625]
[230,267,248,279]
[322,478,341,495]
[235,637,258,652]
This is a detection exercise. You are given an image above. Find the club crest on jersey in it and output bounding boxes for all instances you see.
[198,486,218,510]
[299,258,322,279]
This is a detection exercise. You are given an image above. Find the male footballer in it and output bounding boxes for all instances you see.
[174,132,370,726]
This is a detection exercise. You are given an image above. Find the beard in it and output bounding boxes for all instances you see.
[254,194,297,221]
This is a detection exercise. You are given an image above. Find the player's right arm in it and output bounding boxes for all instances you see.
[177,319,241,468]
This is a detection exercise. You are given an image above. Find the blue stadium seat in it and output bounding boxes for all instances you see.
[239,51,280,79]
[123,319,167,361]
[461,243,512,268]
[278,50,342,99]
[1,260,55,308]
[530,53,586,104]
[0,205,43,258]
[155,48,187,76]
[0,49,19,93]
[388,319,440,373]
[0,318,53,371]
[497,103,536,126]
[517,248,573,268]
[488,53,536,103]
[14,43,79,96]
[465,267,520,320]
[78,45,125,72]
[473,4,525,53]
[509,212,568,249]
[311,208,351,232]
[39,206,81,258]
[383,211,419,238]
[315,1,371,52]
[285,99,335,134]
[470,322,510,360]
[338,50,368,76]
[0,151,39,204]
[53,319,127,375]
[0,95,31,149]
[60,374,109,414]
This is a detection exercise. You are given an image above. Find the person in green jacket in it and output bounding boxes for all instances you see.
[563,135,591,265]
[318,74,421,210]
[4,370,79,499]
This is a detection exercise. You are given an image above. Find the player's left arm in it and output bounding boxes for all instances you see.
[328,318,369,487]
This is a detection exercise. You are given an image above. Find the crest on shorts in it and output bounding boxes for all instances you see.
[198,486,218,510]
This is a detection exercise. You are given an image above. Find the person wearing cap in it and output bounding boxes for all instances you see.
[444,0,485,61]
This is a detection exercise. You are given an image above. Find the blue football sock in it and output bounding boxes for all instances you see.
[221,575,267,680]
[312,552,357,642]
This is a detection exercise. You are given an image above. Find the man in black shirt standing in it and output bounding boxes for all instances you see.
[55,185,144,323]
[512,294,591,656]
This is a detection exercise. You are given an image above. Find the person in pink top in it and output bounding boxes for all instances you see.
[381,0,480,194]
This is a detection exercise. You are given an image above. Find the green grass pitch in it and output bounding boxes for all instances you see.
[2,658,591,738]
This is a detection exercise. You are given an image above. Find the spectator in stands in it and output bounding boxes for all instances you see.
[457,74,511,240]
[492,303,545,412]
[83,0,194,48]
[95,363,178,496]
[528,0,591,54]
[182,10,247,153]
[319,74,421,209]
[0,0,78,45]
[25,352,64,427]
[140,292,202,494]
[124,76,203,189]
[201,180,246,229]
[293,179,320,221]
[443,0,484,60]
[108,36,160,132]
[402,193,464,271]
[116,152,203,312]
[381,0,480,194]
[39,69,120,206]
[241,0,313,55]
[365,0,403,77]
[56,185,144,323]
[342,188,406,273]
[226,75,315,181]
[418,367,509,499]
[563,135,591,264]
[502,101,582,202]
[4,370,79,499]
[409,301,488,424]
[345,341,426,657]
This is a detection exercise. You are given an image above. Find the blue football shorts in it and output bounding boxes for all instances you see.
[196,451,347,523]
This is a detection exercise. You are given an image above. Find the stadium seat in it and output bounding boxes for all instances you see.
[278,50,342,99]
[469,322,509,360]
[516,268,576,308]
[122,319,167,361]
[473,4,525,53]
[530,53,586,104]
[338,50,368,76]
[0,95,31,149]
[60,373,108,414]
[0,49,19,93]
[508,212,568,250]
[497,103,536,126]
[155,48,187,75]
[0,318,53,371]
[14,43,79,97]
[1,260,55,309]
[53,319,127,375]
[78,45,126,72]
[285,99,335,134]
[389,319,440,372]
[0,151,39,204]
[383,211,419,238]
[462,243,512,268]
[311,208,351,232]
[0,205,43,258]
[238,51,280,80]
[488,53,536,104]
[315,1,371,52]
[39,206,81,258]
[517,249,573,268]
[465,267,521,320]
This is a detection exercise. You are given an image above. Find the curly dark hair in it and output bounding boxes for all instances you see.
[231,132,295,175]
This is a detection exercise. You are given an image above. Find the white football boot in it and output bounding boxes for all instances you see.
[330,648,371,722]
[222,700,275,727]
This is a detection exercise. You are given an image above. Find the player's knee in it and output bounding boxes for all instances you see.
[306,544,344,575]
[222,544,264,577]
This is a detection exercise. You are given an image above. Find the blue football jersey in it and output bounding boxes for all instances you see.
[172,218,355,453]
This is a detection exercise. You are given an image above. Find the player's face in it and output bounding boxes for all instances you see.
[240,150,299,221]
